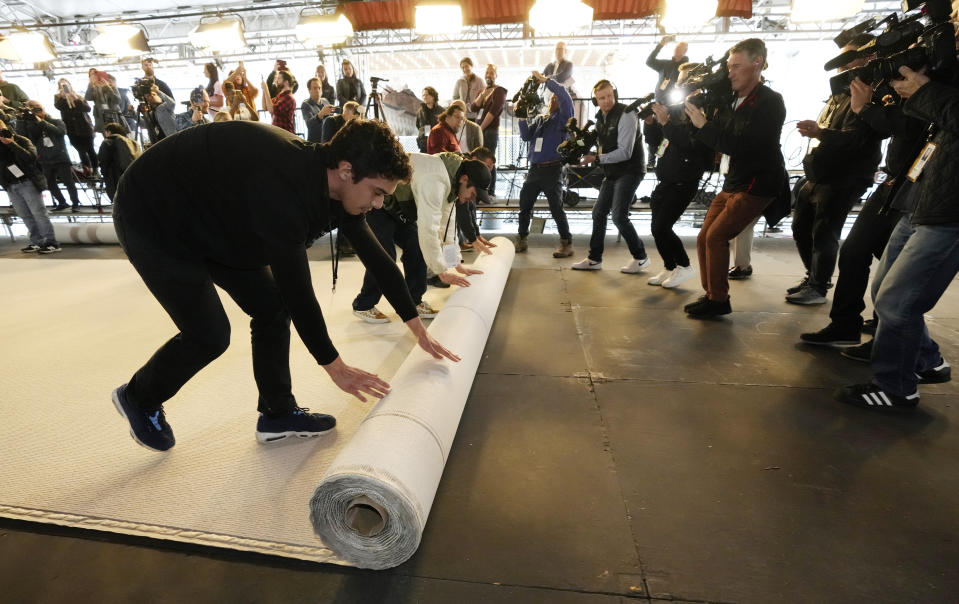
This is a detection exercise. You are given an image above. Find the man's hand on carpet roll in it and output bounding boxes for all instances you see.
[406,317,461,362]
[324,356,392,401]
[455,263,484,276]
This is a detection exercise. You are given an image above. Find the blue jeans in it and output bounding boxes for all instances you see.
[588,172,646,262]
[870,215,959,396]
[7,180,56,246]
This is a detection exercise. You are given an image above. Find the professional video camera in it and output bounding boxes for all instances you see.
[511,75,544,119]
[625,93,656,119]
[131,76,156,103]
[827,0,956,97]
[668,53,734,120]
[557,118,597,165]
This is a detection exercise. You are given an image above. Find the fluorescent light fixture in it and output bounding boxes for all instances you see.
[791,0,865,23]
[296,13,354,47]
[189,17,246,52]
[0,30,56,64]
[661,0,718,30]
[92,24,150,57]
[414,4,463,35]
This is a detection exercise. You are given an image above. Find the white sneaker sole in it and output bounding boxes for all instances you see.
[620,258,651,274]
[256,429,334,444]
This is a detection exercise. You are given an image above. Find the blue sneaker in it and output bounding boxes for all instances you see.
[111,384,175,451]
[255,407,336,443]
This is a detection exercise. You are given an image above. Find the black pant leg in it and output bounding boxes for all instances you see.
[809,182,868,291]
[517,165,543,237]
[352,208,398,311]
[56,163,81,206]
[42,164,66,205]
[829,187,903,328]
[540,164,571,240]
[650,181,696,269]
[791,180,816,273]
[395,219,427,306]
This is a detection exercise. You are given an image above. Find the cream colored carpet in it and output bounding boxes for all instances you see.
[0,254,462,564]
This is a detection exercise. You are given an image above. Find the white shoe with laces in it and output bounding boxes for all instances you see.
[353,306,390,324]
[571,257,602,271]
[647,269,672,286]
[620,257,651,274]
[662,265,696,288]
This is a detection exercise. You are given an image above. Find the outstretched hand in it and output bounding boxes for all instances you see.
[455,263,484,276]
[323,356,391,402]
[406,317,461,362]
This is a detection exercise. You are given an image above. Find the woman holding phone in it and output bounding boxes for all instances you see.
[53,78,97,177]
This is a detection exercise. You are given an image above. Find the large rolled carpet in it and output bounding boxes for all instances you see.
[0,237,513,567]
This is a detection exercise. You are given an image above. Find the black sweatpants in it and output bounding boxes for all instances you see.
[650,180,698,270]
[115,218,296,416]
[68,134,98,171]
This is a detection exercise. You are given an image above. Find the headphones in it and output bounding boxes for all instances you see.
[591,79,618,106]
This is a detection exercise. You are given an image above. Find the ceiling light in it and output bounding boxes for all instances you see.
[529,0,593,35]
[0,30,57,64]
[296,12,354,47]
[415,4,463,36]
[92,24,150,57]
[661,0,718,30]
[790,0,865,23]
[189,16,246,53]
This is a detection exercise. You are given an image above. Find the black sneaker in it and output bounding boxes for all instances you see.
[255,407,336,443]
[861,318,877,335]
[686,297,732,318]
[728,265,753,280]
[20,244,40,253]
[841,340,872,363]
[834,383,919,411]
[800,323,861,346]
[111,384,175,451]
[38,243,62,254]
[683,295,709,312]
[916,359,951,384]
[786,277,809,295]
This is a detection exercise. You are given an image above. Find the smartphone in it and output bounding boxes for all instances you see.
[0,129,13,138]
[60,83,69,93]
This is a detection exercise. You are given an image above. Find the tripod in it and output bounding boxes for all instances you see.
[365,77,388,124]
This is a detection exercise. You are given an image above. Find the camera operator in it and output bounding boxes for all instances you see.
[140,82,176,144]
[302,77,335,143]
[109,119,459,451]
[788,35,885,306]
[140,57,174,103]
[571,79,649,273]
[321,101,360,143]
[53,78,97,178]
[17,100,82,212]
[265,59,299,98]
[0,118,60,253]
[514,71,574,258]
[645,36,690,169]
[834,62,959,411]
[683,38,786,318]
[175,88,211,132]
[646,65,715,290]
[85,69,127,135]
[263,70,297,134]
[801,77,928,346]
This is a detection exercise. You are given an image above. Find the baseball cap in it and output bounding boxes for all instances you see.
[457,159,492,202]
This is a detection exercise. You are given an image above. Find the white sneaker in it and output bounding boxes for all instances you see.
[571,257,602,270]
[353,307,390,324]
[620,257,651,274]
[416,301,438,319]
[647,269,672,286]
[662,265,696,288]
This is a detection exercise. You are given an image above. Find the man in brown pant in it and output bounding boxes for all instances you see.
[682,38,787,318]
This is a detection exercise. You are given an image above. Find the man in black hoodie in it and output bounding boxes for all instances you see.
[788,35,884,305]
[110,119,459,452]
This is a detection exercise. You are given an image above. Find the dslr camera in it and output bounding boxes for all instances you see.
[511,75,545,119]
[827,0,956,97]
[557,118,598,165]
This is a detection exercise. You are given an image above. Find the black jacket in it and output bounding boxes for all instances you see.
[112,121,417,365]
[695,83,786,198]
[656,120,713,184]
[902,80,959,225]
[98,135,139,200]
[857,101,928,177]
[336,76,367,107]
[16,115,71,165]
[0,133,46,191]
[802,92,882,185]
[53,96,95,137]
